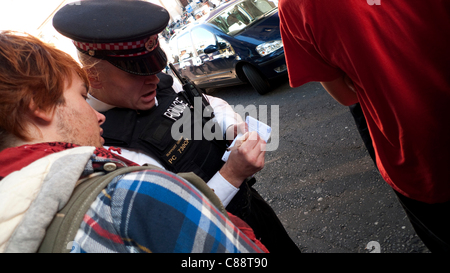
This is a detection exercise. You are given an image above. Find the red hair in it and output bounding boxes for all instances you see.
[0,31,89,149]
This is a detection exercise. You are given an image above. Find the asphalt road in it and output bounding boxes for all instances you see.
[205,76,430,253]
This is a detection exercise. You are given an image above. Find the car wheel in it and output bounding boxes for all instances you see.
[242,64,271,95]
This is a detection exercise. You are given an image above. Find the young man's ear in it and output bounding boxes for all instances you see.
[28,99,54,124]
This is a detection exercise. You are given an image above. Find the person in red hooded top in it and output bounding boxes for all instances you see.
[279,0,450,252]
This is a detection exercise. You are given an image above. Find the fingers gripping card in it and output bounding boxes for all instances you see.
[222,116,271,162]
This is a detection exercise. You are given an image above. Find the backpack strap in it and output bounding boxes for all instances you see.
[38,165,227,253]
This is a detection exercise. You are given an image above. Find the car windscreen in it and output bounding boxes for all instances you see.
[207,0,278,36]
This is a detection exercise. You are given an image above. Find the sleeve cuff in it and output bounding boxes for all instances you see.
[207,171,239,207]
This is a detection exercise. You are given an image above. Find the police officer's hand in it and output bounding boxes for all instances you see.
[225,122,248,144]
[219,131,266,188]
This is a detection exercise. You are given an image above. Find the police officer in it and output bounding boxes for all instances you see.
[53,0,300,253]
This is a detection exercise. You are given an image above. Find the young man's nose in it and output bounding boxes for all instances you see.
[97,111,106,126]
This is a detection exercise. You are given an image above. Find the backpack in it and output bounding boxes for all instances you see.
[37,165,228,253]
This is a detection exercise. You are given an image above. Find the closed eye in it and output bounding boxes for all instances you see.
[81,83,89,100]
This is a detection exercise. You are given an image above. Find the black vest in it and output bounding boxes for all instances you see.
[100,73,228,182]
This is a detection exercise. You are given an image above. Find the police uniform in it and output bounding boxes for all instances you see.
[86,76,243,206]
[53,0,300,253]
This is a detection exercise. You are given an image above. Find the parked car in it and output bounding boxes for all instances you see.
[168,0,287,95]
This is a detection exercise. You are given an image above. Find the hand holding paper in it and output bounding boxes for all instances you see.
[222,116,271,162]
[219,130,266,186]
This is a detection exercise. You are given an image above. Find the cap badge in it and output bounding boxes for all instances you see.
[145,35,158,52]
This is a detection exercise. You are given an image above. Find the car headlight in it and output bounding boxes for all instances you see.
[256,40,283,57]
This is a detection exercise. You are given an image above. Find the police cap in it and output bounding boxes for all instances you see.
[53,0,170,75]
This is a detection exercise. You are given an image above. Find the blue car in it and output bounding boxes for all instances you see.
[168,0,287,95]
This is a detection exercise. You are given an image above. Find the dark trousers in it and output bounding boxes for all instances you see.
[394,190,450,252]
[226,178,301,254]
[349,103,376,165]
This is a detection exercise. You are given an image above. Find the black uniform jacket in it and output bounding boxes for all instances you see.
[100,73,228,182]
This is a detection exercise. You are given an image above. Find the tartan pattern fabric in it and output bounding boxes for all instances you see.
[73,168,265,253]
